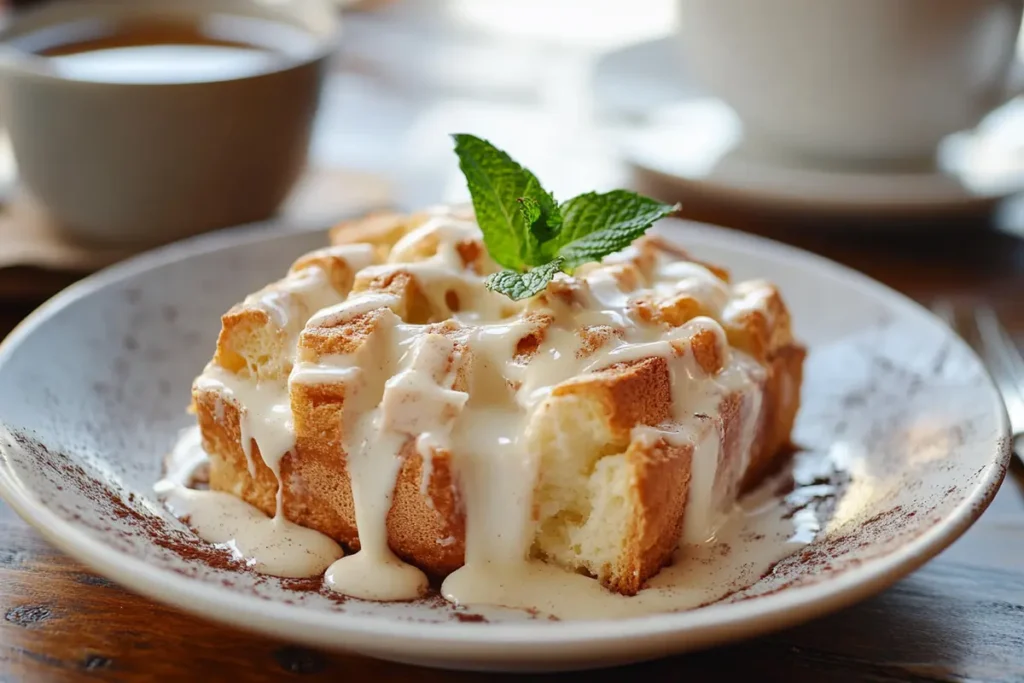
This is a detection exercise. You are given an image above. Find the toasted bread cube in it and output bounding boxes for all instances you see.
[289,243,377,295]
[351,268,438,324]
[288,315,471,575]
[530,357,697,594]
[213,267,345,380]
[723,282,794,363]
[330,211,429,262]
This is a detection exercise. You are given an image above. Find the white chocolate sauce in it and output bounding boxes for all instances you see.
[440,469,813,620]
[193,366,295,487]
[157,207,806,619]
[241,264,341,334]
[160,424,823,619]
[322,327,447,600]
[156,426,343,578]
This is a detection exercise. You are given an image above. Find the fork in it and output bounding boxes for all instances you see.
[932,299,1024,473]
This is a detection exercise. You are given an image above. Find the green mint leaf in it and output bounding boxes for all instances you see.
[556,191,679,270]
[452,134,555,269]
[516,193,563,243]
[527,191,562,250]
[450,135,679,302]
[517,194,563,249]
[484,258,566,301]
[517,196,541,226]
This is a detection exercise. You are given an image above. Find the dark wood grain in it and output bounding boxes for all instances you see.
[1,200,1023,682]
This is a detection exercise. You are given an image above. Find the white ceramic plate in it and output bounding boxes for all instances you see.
[0,219,1010,672]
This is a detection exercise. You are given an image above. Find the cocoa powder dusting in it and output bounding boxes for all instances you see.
[276,577,347,605]
[6,431,505,623]
[454,612,488,623]
[12,432,244,572]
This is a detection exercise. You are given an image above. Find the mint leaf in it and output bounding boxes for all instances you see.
[517,196,541,226]
[485,258,565,301]
[556,191,679,270]
[452,134,555,269]
[451,134,680,301]
[527,192,562,249]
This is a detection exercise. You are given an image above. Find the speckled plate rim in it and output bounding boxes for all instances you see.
[0,219,1010,667]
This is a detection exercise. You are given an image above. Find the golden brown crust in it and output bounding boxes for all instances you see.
[285,376,359,543]
[197,364,469,577]
[193,388,278,516]
[298,309,392,360]
[387,447,466,576]
[287,303,472,575]
[329,210,427,260]
[615,436,694,594]
[553,356,673,440]
[741,343,806,492]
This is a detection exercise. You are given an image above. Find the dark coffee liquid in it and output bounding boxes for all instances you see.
[9,15,318,83]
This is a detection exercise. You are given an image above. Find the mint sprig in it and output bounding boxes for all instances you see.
[450,134,556,270]
[556,191,679,270]
[484,258,566,300]
[452,134,679,301]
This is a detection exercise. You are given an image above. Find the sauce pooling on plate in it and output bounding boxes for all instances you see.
[160,423,831,620]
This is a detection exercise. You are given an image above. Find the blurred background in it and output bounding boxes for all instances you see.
[0,0,1023,313]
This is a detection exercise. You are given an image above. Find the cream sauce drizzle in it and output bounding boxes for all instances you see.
[162,207,792,614]
[441,467,812,619]
[193,365,294,486]
[160,425,821,619]
[241,263,343,332]
[322,325,453,601]
[156,425,343,578]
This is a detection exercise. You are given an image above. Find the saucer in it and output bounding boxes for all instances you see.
[595,39,1024,214]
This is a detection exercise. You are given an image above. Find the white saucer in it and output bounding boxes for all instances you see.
[596,39,1024,214]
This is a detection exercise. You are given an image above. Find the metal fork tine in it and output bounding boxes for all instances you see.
[978,305,1024,384]
[932,299,1024,476]
[973,304,1024,433]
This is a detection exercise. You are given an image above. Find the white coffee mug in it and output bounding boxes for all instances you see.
[677,0,1024,165]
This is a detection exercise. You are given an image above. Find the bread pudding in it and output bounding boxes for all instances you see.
[172,204,805,607]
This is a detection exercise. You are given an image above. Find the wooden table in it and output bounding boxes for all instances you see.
[1,204,1023,682]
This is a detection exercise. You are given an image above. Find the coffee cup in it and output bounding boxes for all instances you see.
[0,0,338,246]
[677,0,1024,166]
